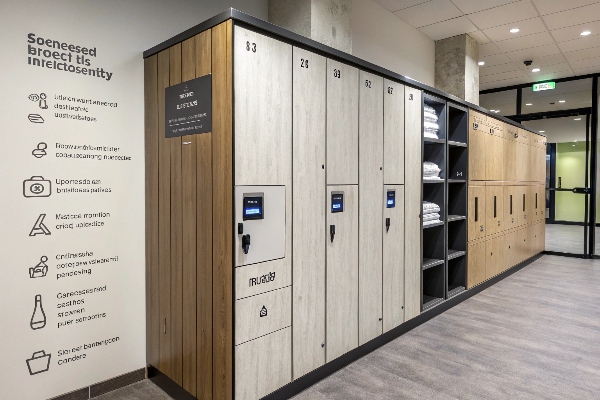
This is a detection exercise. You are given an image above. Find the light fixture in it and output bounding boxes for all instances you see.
[526,103,532,106]
[478,61,485,66]
[510,28,520,33]
[532,68,541,72]
[495,110,500,113]
[559,100,566,103]
[574,118,582,120]
[581,31,592,36]
[540,131,545,133]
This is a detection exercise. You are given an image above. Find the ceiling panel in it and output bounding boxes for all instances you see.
[467,30,492,44]
[480,76,531,89]
[482,17,547,42]
[524,63,573,78]
[480,69,528,84]
[505,43,562,63]
[418,16,478,40]
[479,42,504,56]
[495,31,556,52]
[530,0,600,16]
[450,0,520,14]
[514,53,568,70]
[373,0,431,12]
[393,0,463,28]
[557,34,600,52]
[550,20,600,43]
[466,1,538,30]
[479,53,514,67]
[573,66,600,75]
[480,62,521,77]
[570,56,600,69]
[563,45,600,61]
[541,2,600,30]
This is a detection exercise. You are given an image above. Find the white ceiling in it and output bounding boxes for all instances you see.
[373,0,600,90]
[523,116,588,143]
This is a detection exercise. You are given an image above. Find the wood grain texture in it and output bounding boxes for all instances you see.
[503,185,519,231]
[467,239,485,288]
[503,134,518,183]
[468,185,486,242]
[233,26,292,186]
[291,47,327,380]
[485,234,504,279]
[468,111,486,181]
[358,71,384,345]
[485,185,504,236]
[485,134,504,181]
[326,185,359,362]
[235,259,292,300]
[157,49,172,378]
[327,59,359,185]
[403,86,422,320]
[516,129,530,182]
[383,79,405,185]
[517,186,529,227]
[505,229,519,272]
[211,20,233,400]
[383,185,405,332]
[145,55,160,369]
[169,42,184,387]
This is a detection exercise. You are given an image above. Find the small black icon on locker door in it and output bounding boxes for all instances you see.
[260,306,267,318]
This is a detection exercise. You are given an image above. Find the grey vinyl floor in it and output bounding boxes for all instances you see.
[100,255,600,400]
[545,223,600,255]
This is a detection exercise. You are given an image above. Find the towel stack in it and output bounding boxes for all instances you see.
[423,201,441,226]
[424,105,439,139]
[423,161,442,180]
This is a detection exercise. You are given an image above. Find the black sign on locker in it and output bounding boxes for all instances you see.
[164,74,212,138]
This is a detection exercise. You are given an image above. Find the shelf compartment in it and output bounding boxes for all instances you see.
[423,296,444,311]
[448,104,468,144]
[447,215,466,222]
[448,145,467,181]
[447,249,466,260]
[423,220,444,229]
[424,95,447,141]
[423,258,444,270]
[423,223,444,260]
[447,182,467,217]
[448,219,466,253]
[447,255,467,297]
[447,286,466,299]
[423,142,446,180]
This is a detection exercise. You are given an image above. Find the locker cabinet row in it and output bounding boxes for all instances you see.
[232,26,421,400]
[467,220,545,288]
[469,110,546,183]
[468,184,545,242]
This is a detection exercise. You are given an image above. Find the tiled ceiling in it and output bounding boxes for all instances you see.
[373,0,600,90]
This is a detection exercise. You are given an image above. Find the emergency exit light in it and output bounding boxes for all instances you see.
[532,82,555,91]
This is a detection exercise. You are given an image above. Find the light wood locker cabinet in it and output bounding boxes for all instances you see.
[503,124,518,182]
[468,185,486,241]
[516,186,530,226]
[468,111,487,181]
[383,185,405,332]
[503,185,519,230]
[517,226,529,265]
[384,79,405,185]
[533,184,544,222]
[485,234,504,279]
[504,230,519,272]
[358,71,384,345]
[291,47,326,380]
[485,185,504,236]
[233,26,292,186]
[467,239,486,288]
[485,119,504,181]
[404,86,422,321]
[326,185,359,362]
[327,59,359,185]
[516,129,530,182]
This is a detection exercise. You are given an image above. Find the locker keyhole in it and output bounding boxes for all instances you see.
[241,234,251,254]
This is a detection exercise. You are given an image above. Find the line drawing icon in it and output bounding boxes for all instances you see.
[30,214,51,236]
[28,93,48,109]
[28,114,44,124]
[23,176,51,198]
[26,350,51,375]
[260,305,268,318]
[29,256,48,278]
[30,294,46,330]
[32,143,47,158]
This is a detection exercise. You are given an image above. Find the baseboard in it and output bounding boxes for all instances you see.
[262,253,543,400]
[51,368,146,400]
[148,365,195,400]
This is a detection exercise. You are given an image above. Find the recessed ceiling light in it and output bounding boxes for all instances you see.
[532,68,541,72]
[510,28,520,33]
[540,131,545,133]
[574,118,582,120]
[495,110,500,113]
[581,31,592,36]
[526,103,532,106]
[478,61,485,66]
[559,100,566,103]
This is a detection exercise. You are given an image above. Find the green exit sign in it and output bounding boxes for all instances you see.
[533,82,556,91]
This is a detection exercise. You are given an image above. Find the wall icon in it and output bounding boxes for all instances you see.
[30,294,46,330]
[260,306,267,318]
[29,214,51,236]
[26,351,51,375]
[28,114,45,124]
[28,93,48,109]
[32,143,47,158]
[23,176,51,198]
[29,256,48,278]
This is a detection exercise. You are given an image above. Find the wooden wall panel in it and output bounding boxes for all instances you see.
[157,49,172,378]
[145,55,160,369]
[212,20,233,400]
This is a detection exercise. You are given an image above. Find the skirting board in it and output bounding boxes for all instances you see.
[50,368,146,400]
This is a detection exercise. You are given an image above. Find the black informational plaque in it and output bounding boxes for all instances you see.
[165,74,212,138]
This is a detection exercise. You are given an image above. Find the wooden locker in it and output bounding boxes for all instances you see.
[505,229,519,272]
[292,47,326,379]
[516,186,529,226]
[503,185,519,230]
[531,221,544,256]
[358,71,384,345]
[404,86,422,321]
[384,79,405,185]
[485,185,504,236]
[467,239,486,288]
[233,26,292,186]
[485,119,505,181]
[485,234,504,279]
[503,124,518,182]
[468,185,486,241]
[327,59,359,185]
[383,186,405,332]
[326,185,359,361]
[469,111,487,181]
[516,128,530,182]
[517,226,529,265]
[533,184,544,222]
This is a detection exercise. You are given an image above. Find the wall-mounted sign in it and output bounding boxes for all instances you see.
[165,74,212,138]
[532,82,555,92]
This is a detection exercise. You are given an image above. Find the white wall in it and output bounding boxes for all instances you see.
[351,0,435,86]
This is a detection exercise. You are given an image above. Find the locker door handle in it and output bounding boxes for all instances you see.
[535,193,538,209]
[510,195,513,215]
[475,197,478,222]
[494,196,497,218]
[385,218,391,232]
[330,225,335,243]
[241,234,251,254]
[523,194,526,212]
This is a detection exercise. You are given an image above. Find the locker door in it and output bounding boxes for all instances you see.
[533,184,543,222]
[516,129,530,182]
[383,186,405,332]
[517,186,529,226]
[233,26,292,186]
[517,226,529,264]
[467,239,485,288]
[327,59,359,185]
[503,185,519,230]
[292,47,326,380]
[469,112,486,181]
[505,229,519,272]
[485,119,504,181]
[326,185,359,361]
[485,235,504,280]
[358,71,384,345]
[404,86,422,321]
[468,185,486,241]
[384,79,405,185]
[503,124,518,181]
[485,185,504,236]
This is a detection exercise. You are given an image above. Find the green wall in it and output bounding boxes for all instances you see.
[555,142,587,222]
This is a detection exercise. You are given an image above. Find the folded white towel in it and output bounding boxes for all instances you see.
[423,176,443,180]
[424,131,439,139]
[424,112,438,123]
[423,161,440,171]
[424,105,437,116]
[423,212,441,222]
[423,218,442,226]
[424,121,439,131]
[422,202,441,214]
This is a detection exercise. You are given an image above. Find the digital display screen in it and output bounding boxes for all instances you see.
[331,193,344,213]
[386,190,396,208]
[243,196,264,220]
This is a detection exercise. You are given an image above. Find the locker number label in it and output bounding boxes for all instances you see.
[333,69,341,78]
[409,94,414,100]
[246,41,257,53]
[387,87,393,94]
[365,79,372,88]
[301,58,309,68]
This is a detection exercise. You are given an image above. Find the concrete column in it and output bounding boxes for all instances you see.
[269,0,353,53]
[435,34,479,105]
